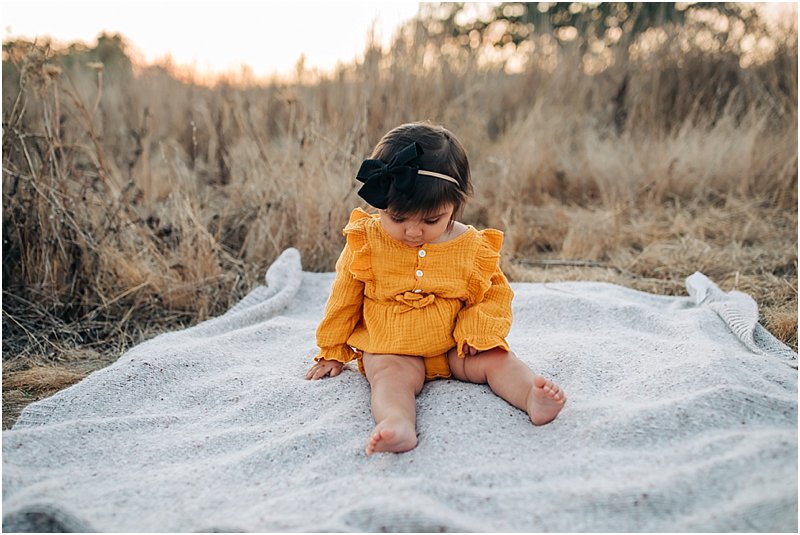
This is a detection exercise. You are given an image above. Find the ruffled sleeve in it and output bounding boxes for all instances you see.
[341,208,374,287]
[314,209,371,363]
[454,229,513,358]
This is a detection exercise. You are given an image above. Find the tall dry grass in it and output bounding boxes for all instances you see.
[2,20,797,426]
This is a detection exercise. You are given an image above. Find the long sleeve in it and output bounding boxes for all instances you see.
[314,242,365,363]
[453,230,513,358]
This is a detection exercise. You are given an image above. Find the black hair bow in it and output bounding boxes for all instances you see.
[355,142,423,209]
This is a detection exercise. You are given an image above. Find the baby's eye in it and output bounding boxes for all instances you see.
[390,215,406,223]
[424,218,440,225]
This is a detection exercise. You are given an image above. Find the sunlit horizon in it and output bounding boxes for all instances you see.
[3,1,796,84]
[3,0,421,82]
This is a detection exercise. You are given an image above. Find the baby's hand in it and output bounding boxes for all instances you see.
[305,359,344,380]
[462,342,479,356]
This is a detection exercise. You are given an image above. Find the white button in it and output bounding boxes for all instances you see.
[418,249,426,257]
[415,269,423,277]
[413,289,422,293]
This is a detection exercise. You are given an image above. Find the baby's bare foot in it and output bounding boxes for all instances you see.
[365,420,417,455]
[527,375,566,425]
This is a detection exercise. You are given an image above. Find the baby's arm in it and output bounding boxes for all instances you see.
[454,268,514,357]
[309,241,365,376]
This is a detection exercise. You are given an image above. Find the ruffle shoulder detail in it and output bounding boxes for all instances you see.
[466,228,504,305]
[342,208,374,283]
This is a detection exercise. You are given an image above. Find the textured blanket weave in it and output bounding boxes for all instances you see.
[3,248,797,532]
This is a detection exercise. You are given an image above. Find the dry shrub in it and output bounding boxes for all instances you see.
[4,366,86,392]
[560,209,622,261]
[763,307,799,349]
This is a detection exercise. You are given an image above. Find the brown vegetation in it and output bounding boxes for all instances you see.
[2,19,797,428]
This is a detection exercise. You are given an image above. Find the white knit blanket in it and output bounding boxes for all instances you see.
[3,248,797,532]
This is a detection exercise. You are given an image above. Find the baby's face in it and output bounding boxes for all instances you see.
[379,204,455,247]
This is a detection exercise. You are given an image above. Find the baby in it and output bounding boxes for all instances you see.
[306,122,565,455]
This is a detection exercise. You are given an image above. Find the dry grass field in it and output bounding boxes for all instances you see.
[2,16,797,428]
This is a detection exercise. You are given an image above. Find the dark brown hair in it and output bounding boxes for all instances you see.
[370,122,472,223]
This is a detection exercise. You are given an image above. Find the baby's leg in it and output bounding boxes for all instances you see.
[446,347,565,425]
[361,352,426,455]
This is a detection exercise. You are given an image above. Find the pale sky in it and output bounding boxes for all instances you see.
[2,0,421,79]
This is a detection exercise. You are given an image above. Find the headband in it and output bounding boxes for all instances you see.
[355,142,461,209]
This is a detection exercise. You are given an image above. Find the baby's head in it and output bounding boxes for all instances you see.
[358,122,473,226]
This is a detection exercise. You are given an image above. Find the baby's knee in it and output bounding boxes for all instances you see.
[471,348,515,376]
[479,347,514,365]
[454,348,507,383]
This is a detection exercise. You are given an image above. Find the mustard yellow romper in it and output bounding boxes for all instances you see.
[314,208,514,381]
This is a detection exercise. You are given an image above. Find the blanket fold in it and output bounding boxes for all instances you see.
[3,248,797,532]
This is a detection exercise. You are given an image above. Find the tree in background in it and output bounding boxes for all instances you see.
[416,2,783,71]
[403,2,795,136]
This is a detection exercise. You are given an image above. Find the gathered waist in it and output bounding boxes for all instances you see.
[393,291,436,313]
[364,292,467,316]
[347,293,465,357]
